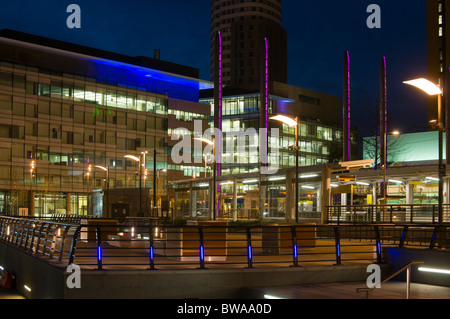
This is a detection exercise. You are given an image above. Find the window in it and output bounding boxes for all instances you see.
[13,74,26,90]
[26,103,37,117]
[25,122,37,136]
[299,94,321,106]
[0,94,11,111]
[38,83,50,97]
[74,111,84,124]
[0,72,12,86]
[50,102,62,116]
[13,102,25,116]
[38,123,49,138]
[38,100,49,115]
[62,104,73,118]
[51,80,62,97]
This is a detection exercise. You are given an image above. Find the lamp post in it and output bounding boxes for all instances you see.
[30,159,35,216]
[404,78,444,224]
[95,165,110,218]
[125,154,142,217]
[382,130,400,206]
[155,168,167,216]
[270,115,299,223]
[194,137,216,220]
[86,164,91,216]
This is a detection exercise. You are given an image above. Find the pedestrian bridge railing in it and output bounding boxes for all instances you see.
[0,216,448,271]
[325,204,450,224]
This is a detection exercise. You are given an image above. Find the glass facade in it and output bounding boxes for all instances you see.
[200,94,343,176]
[0,61,169,217]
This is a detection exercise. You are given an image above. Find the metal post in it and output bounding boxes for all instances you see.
[139,156,142,217]
[291,226,299,267]
[96,226,102,270]
[333,226,341,265]
[153,149,157,217]
[198,227,206,269]
[399,226,408,248]
[68,226,81,265]
[374,225,382,264]
[106,166,110,218]
[212,138,216,221]
[246,227,253,268]
[406,266,411,299]
[148,226,155,270]
[295,118,299,224]
[438,87,444,225]
[429,226,439,250]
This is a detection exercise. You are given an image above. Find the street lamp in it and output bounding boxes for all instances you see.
[125,154,143,217]
[270,114,299,223]
[86,164,91,216]
[404,78,444,224]
[382,130,400,205]
[95,165,110,218]
[194,137,216,220]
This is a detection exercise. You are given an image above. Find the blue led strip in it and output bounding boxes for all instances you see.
[293,244,298,259]
[200,245,204,262]
[248,245,253,260]
[97,245,102,264]
[150,245,154,262]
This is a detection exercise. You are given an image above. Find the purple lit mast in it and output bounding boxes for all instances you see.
[380,56,387,170]
[380,56,387,202]
[343,51,351,161]
[260,37,269,168]
[213,30,223,220]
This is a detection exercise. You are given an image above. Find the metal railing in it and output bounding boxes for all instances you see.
[325,204,450,224]
[0,217,80,265]
[0,217,448,271]
[356,261,425,299]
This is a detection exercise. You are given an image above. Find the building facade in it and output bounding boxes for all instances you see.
[0,30,211,218]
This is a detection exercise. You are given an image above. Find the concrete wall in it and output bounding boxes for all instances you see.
[0,243,65,299]
[383,247,450,287]
[0,241,383,299]
[64,265,379,299]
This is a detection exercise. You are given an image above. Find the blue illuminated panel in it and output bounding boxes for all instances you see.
[86,58,213,102]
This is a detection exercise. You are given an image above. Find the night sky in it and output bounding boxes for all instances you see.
[0,0,428,139]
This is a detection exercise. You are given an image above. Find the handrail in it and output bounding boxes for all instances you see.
[356,261,424,299]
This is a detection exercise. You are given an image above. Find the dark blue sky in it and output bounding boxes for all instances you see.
[0,0,428,137]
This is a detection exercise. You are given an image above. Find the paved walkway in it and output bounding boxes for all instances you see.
[0,287,25,299]
[248,281,450,299]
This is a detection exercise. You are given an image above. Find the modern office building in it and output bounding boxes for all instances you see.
[0,29,212,218]
[210,0,287,90]
[168,79,358,220]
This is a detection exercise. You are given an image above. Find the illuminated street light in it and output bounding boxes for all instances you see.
[194,137,217,220]
[270,114,299,223]
[125,154,144,217]
[94,165,110,217]
[404,78,444,224]
[382,130,401,204]
[403,78,442,96]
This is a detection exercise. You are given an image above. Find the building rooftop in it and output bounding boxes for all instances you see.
[0,29,199,79]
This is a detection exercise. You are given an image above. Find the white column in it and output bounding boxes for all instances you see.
[406,182,414,204]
